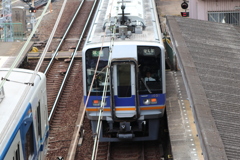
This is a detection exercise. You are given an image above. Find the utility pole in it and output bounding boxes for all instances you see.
[0,0,14,42]
[30,0,36,33]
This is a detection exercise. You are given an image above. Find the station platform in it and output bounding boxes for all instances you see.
[0,42,33,68]
[166,70,204,160]
[166,16,240,160]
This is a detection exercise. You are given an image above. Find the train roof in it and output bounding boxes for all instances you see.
[86,0,163,46]
[0,69,44,151]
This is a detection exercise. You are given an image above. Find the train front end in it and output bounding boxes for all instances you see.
[83,43,165,142]
[82,0,165,142]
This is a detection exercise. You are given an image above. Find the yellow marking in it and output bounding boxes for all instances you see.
[140,106,165,110]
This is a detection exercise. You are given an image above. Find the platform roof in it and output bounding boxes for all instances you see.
[166,16,240,160]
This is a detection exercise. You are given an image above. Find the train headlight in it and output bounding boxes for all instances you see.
[92,100,106,106]
[143,98,157,105]
[143,99,151,105]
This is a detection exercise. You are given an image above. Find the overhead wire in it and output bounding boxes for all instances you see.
[91,19,116,160]
[90,0,116,159]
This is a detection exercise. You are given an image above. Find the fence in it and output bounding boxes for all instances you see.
[0,23,24,41]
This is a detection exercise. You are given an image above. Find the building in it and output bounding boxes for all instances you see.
[190,0,240,25]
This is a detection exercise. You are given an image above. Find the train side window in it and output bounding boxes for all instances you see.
[37,102,42,138]
[25,124,34,159]
[13,143,20,160]
[15,143,20,160]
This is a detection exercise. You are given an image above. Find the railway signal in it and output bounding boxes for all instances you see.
[181,2,188,10]
[181,1,189,17]
[29,7,36,13]
[181,12,189,17]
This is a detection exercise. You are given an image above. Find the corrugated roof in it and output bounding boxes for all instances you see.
[166,16,240,160]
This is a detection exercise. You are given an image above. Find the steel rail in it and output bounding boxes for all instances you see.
[65,0,99,159]
[47,0,85,122]
[47,52,75,122]
[44,0,85,75]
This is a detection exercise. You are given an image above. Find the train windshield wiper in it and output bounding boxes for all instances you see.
[141,78,152,94]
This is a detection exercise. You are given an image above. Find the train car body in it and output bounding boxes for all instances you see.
[82,0,165,142]
[0,69,49,160]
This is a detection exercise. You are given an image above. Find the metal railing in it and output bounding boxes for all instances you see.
[208,11,240,26]
[0,23,24,41]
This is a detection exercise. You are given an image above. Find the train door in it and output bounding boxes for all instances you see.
[110,59,139,120]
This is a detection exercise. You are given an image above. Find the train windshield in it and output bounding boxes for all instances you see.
[85,47,110,96]
[137,46,162,94]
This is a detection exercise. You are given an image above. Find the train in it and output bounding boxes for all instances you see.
[0,68,49,160]
[82,0,165,142]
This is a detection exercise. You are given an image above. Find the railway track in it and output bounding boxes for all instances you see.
[74,113,170,160]
[43,0,96,158]
[24,0,97,159]
[22,0,173,159]
[46,58,82,159]
[84,141,164,160]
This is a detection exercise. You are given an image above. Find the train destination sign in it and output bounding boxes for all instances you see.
[143,48,155,56]
[92,50,103,57]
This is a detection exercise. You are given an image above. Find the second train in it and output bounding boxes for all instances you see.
[82,0,166,142]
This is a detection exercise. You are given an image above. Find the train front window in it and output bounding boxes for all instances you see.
[137,46,162,94]
[85,47,110,96]
[116,64,131,97]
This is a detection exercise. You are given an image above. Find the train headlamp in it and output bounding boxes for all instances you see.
[92,100,106,106]
[143,98,157,105]
[143,99,151,105]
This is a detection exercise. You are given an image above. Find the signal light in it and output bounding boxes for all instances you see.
[181,12,189,17]
[181,2,188,10]
[29,7,36,13]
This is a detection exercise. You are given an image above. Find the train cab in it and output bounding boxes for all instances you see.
[82,0,165,142]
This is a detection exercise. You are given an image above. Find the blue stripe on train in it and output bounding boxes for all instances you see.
[84,93,166,107]
[84,96,111,108]
[114,95,135,106]
[1,103,32,159]
[1,103,49,160]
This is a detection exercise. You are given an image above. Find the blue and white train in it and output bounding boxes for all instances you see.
[82,0,165,142]
[0,68,49,160]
